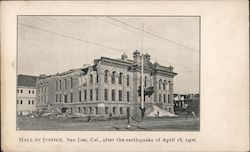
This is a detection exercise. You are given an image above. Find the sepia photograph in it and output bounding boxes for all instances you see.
[17,15,200,131]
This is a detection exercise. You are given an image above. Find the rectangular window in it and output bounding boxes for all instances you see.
[113,107,116,114]
[71,77,73,88]
[168,95,170,103]
[79,91,81,102]
[29,90,31,94]
[96,74,99,83]
[56,94,58,102]
[127,75,129,86]
[119,90,122,101]
[112,90,115,101]
[59,94,61,102]
[59,80,61,90]
[21,90,23,93]
[159,94,162,102]
[71,92,73,102]
[164,94,166,103]
[104,89,108,101]
[126,92,129,102]
[84,90,87,101]
[56,81,58,91]
[96,89,98,101]
[64,94,67,103]
[65,79,67,89]
[120,107,123,114]
[20,100,23,104]
[105,107,109,114]
[90,90,93,101]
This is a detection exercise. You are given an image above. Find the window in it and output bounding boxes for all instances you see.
[21,90,23,93]
[84,90,87,101]
[71,92,73,102]
[59,94,61,102]
[112,90,115,101]
[112,71,116,84]
[105,107,109,114]
[28,100,31,104]
[20,100,23,104]
[17,100,19,104]
[71,77,73,88]
[163,80,166,90]
[56,94,58,102]
[90,74,93,84]
[119,73,123,85]
[84,107,87,114]
[144,77,147,87]
[56,81,58,91]
[78,107,81,113]
[159,94,162,102]
[120,107,123,114]
[104,70,109,83]
[127,92,130,102]
[96,89,98,101]
[104,89,108,101]
[119,90,122,101]
[164,94,166,103]
[95,107,98,114]
[96,74,99,83]
[127,75,129,86]
[89,107,92,114]
[79,91,81,102]
[113,107,116,114]
[32,90,34,94]
[64,94,67,103]
[29,90,31,94]
[64,79,67,89]
[90,90,93,101]
[168,95,170,103]
[159,79,162,89]
[59,80,61,90]
[17,89,19,93]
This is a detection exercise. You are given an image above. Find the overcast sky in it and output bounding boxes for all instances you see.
[18,16,199,94]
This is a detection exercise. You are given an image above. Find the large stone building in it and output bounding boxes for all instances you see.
[17,75,38,116]
[36,51,177,117]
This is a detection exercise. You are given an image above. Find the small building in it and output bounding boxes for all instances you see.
[17,75,38,116]
[36,51,177,117]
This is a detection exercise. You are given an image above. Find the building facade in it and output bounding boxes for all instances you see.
[17,75,37,116]
[36,51,177,117]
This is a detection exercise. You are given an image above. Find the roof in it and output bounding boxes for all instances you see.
[17,74,38,87]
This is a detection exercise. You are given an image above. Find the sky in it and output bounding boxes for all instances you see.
[17,16,199,94]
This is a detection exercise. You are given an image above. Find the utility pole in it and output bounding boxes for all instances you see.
[140,24,145,121]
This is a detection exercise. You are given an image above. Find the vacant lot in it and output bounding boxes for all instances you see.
[17,116,199,131]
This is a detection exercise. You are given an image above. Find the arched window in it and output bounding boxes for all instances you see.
[90,74,93,84]
[163,80,166,90]
[104,70,109,83]
[159,79,162,89]
[119,73,123,85]
[112,71,116,84]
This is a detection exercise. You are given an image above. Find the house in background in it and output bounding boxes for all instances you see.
[17,74,38,116]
